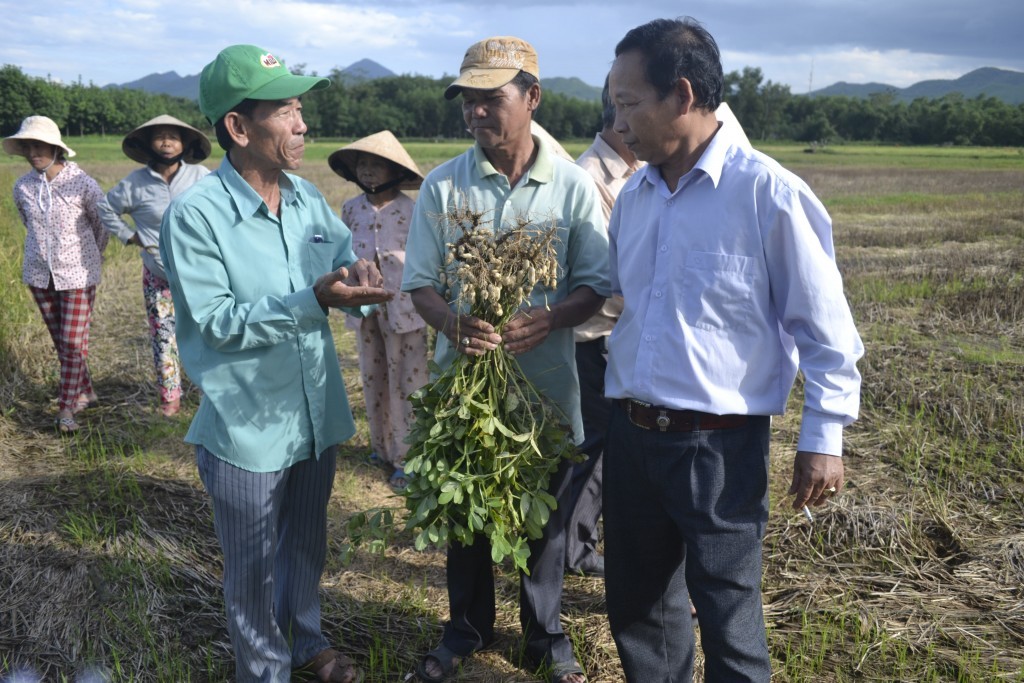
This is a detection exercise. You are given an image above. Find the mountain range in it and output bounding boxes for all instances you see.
[110,61,1024,106]
[808,67,1024,105]
[107,58,400,100]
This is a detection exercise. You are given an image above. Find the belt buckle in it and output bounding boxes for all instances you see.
[656,410,671,431]
[626,399,652,431]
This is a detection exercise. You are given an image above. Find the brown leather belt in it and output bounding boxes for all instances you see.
[619,399,748,432]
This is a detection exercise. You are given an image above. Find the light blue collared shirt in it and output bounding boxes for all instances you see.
[98,162,210,279]
[402,135,610,444]
[160,156,372,472]
[605,124,863,455]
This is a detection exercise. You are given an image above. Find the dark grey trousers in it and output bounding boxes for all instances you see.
[565,339,609,573]
[441,459,577,669]
[603,403,772,682]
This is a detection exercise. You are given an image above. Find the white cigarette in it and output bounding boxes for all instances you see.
[802,505,814,523]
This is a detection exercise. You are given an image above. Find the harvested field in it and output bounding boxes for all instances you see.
[1,143,1023,682]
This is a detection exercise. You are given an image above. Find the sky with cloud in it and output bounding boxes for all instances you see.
[1,0,1021,94]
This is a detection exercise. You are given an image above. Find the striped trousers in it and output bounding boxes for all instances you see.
[196,445,337,683]
[29,282,96,412]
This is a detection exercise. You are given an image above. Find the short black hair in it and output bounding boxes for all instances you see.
[600,75,615,129]
[509,70,539,96]
[214,98,260,152]
[615,17,723,112]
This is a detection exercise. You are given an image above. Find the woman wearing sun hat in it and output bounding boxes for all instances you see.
[98,114,211,417]
[329,130,427,491]
[4,115,108,433]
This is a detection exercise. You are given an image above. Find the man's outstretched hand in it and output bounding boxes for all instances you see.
[314,259,393,309]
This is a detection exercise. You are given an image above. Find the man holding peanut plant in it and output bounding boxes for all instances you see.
[402,36,608,683]
[602,18,864,682]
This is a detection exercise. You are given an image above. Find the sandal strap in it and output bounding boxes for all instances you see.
[550,660,586,683]
[416,643,462,683]
[296,648,362,683]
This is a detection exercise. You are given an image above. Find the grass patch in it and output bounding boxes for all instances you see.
[759,142,1024,170]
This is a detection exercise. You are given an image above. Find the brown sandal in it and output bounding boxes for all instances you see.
[56,416,80,433]
[295,648,364,683]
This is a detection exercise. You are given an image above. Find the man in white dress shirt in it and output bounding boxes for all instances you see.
[602,17,864,682]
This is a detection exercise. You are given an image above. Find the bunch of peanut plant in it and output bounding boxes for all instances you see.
[343,189,579,574]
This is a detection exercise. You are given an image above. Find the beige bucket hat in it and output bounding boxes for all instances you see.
[122,114,212,164]
[445,36,540,100]
[328,130,424,191]
[3,115,75,158]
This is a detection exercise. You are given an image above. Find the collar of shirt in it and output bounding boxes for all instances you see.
[217,155,302,219]
[637,121,736,195]
[589,133,642,182]
[472,132,555,185]
[27,160,79,189]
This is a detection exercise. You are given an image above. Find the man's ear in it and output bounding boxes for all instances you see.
[223,112,249,148]
[527,82,542,112]
[675,77,696,115]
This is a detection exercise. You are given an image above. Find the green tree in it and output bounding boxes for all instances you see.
[0,65,35,134]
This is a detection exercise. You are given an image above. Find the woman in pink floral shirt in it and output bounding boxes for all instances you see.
[4,116,108,433]
[329,131,428,489]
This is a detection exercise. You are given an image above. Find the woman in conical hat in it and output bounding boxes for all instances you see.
[4,115,108,433]
[97,114,212,417]
[329,131,427,491]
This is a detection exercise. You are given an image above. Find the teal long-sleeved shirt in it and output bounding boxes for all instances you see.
[161,156,371,471]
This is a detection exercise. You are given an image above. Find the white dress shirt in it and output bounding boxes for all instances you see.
[605,123,863,456]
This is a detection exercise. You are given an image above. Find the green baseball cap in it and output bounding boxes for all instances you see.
[199,44,330,124]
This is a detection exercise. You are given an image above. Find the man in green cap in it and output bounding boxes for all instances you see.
[160,44,390,683]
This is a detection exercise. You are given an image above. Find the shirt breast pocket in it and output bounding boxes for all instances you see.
[306,240,336,276]
[681,251,755,332]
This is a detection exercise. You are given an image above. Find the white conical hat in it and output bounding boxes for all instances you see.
[531,120,574,162]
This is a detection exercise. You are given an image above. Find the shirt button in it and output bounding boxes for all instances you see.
[660,245,668,252]
[654,290,663,298]
[667,199,674,207]
[644,334,653,342]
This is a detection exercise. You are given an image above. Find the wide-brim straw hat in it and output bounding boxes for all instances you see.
[122,114,212,165]
[2,115,75,158]
[328,130,423,191]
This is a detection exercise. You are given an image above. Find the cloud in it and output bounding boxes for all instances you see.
[726,46,1005,94]
[1,0,1021,92]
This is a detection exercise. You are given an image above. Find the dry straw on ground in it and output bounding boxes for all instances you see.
[2,154,1023,681]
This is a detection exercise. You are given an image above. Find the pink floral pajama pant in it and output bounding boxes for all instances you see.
[356,313,428,468]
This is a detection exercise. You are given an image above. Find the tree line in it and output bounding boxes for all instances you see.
[3,64,1023,146]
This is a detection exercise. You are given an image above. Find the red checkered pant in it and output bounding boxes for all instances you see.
[30,282,96,412]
